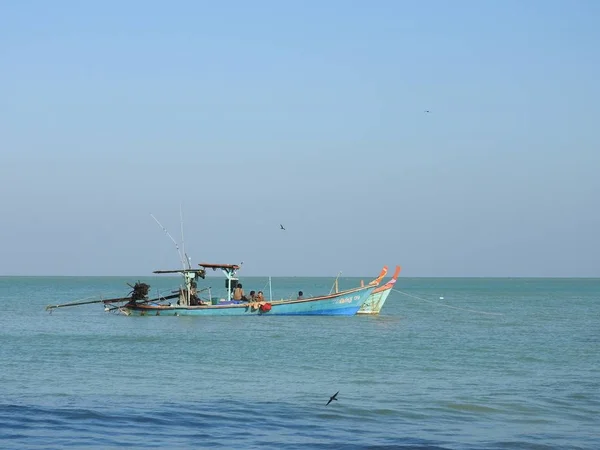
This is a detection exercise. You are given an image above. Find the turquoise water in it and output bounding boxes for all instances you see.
[1,276,598,449]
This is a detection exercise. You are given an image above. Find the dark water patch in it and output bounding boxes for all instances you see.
[260,441,452,450]
[0,434,30,440]
[487,441,584,450]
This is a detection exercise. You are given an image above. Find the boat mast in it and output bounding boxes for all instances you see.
[329,271,342,294]
[151,213,192,304]
[179,203,192,270]
[179,205,192,305]
[227,271,231,301]
[221,267,235,301]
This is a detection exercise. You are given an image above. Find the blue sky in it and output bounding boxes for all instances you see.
[1,0,598,277]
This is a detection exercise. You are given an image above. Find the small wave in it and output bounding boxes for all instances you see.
[445,402,501,413]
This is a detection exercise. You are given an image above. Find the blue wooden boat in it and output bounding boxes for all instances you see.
[118,263,385,316]
[46,263,387,316]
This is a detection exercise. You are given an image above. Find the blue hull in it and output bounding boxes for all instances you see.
[122,284,375,316]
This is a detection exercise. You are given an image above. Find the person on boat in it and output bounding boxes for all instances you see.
[297,291,304,300]
[247,290,256,302]
[233,283,245,301]
[256,291,265,302]
[189,279,200,305]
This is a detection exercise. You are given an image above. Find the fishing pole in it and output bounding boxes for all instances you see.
[150,213,186,270]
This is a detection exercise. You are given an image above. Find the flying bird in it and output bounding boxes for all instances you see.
[424,110,431,113]
[326,391,339,406]
[280,224,285,230]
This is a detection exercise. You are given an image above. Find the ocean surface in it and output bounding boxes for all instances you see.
[0,276,598,449]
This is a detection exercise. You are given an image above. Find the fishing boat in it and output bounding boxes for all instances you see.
[47,263,387,316]
[357,265,401,314]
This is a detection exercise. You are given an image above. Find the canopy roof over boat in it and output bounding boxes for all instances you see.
[153,269,205,274]
[199,263,241,271]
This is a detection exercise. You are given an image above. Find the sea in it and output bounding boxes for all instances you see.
[0,276,598,449]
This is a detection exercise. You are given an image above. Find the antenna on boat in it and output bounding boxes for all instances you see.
[150,213,186,270]
[179,203,191,270]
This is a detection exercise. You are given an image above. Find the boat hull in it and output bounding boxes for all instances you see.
[357,265,400,314]
[122,284,375,316]
[357,286,392,314]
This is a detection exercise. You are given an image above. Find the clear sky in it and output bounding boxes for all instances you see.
[1,0,599,277]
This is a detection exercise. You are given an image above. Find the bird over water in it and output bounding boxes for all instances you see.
[326,391,339,406]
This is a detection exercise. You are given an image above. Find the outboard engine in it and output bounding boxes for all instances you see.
[130,282,150,301]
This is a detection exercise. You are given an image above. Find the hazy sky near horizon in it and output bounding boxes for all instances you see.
[1,1,599,277]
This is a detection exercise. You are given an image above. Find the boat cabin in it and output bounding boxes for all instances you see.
[153,263,242,306]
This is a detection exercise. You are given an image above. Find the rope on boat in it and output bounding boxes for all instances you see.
[260,278,270,293]
[391,289,504,316]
